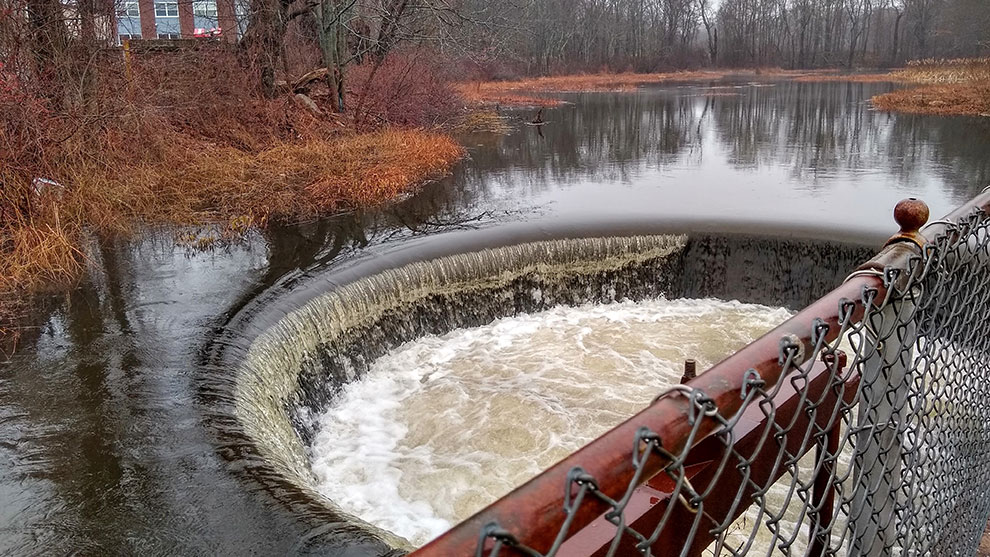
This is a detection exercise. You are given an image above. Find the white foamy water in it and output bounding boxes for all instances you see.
[310,297,793,546]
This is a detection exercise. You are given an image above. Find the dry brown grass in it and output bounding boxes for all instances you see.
[871,84,990,116]
[183,129,464,219]
[455,85,566,108]
[0,128,463,286]
[788,58,990,86]
[0,127,463,351]
[456,70,729,106]
[793,72,904,83]
[891,57,990,84]
[456,69,860,106]
[870,58,990,116]
[778,58,990,115]
[732,68,843,79]
[451,110,514,134]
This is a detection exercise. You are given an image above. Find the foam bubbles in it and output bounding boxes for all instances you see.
[310,297,792,546]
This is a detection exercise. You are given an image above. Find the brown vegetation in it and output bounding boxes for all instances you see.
[871,84,990,116]
[455,87,567,109]
[456,71,727,107]
[870,58,990,116]
[793,73,903,83]
[452,110,514,134]
[0,44,464,350]
[457,69,856,106]
[890,57,990,83]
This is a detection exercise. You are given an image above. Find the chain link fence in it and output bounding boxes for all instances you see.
[411,194,990,557]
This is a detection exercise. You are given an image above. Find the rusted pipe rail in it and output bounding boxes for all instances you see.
[555,352,856,556]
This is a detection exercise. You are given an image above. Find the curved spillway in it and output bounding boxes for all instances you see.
[214,231,877,554]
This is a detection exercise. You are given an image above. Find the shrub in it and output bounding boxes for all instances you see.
[348,50,460,129]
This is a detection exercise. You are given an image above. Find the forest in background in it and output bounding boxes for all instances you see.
[250,0,990,93]
[1,0,989,348]
[467,0,990,74]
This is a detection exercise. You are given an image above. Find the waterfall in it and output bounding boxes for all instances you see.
[219,231,875,552]
[233,235,688,549]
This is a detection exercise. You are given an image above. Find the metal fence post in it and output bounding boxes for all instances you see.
[849,292,915,556]
[849,199,928,557]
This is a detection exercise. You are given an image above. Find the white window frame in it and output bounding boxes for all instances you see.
[192,1,217,18]
[154,2,179,17]
[157,32,181,39]
[117,1,140,16]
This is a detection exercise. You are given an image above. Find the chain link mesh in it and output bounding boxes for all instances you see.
[460,208,990,557]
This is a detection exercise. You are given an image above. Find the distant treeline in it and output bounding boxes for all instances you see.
[454,0,990,75]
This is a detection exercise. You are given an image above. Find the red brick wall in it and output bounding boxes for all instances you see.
[178,0,194,37]
[138,0,157,38]
[216,0,237,42]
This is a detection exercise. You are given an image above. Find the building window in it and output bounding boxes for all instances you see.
[117,2,140,16]
[193,1,217,17]
[119,33,141,41]
[157,32,181,39]
[155,2,179,17]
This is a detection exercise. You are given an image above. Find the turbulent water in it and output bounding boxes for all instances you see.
[309,297,793,546]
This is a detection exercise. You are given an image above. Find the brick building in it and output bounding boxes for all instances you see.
[115,0,239,41]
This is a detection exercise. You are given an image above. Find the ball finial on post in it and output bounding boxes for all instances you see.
[886,197,929,248]
[894,198,929,235]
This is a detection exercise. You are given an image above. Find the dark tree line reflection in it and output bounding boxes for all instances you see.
[262,80,990,274]
[457,81,990,203]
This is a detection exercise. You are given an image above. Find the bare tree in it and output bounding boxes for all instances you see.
[698,0,717,65]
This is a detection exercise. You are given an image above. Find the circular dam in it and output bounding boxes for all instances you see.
[207,225,876,554]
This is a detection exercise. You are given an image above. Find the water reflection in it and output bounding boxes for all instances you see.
[452,81,989,232]
[280,81,990,257]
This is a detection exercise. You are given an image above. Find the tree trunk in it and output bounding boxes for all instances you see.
[316,0,350,112]
[27,0,68,84]
[375,0,409,60]
[242,0,289,98]
[890,10,903,65]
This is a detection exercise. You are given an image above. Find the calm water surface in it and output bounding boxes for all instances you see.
[2,80,989,555]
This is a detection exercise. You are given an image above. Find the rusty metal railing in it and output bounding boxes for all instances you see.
[410,190,990,557]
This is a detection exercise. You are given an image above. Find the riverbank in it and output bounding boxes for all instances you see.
[456,69,846,107]
[0,42,481,352]
[870,58,990,117]
[872,84,990,116]
[458,60,990,118]
[795,59,990,116]
[456,70,733,107]
[0,128,463,352]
